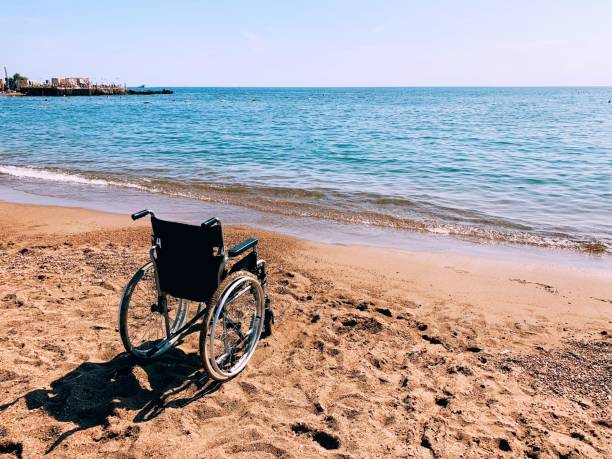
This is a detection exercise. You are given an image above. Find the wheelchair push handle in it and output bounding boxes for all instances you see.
[201,217,220,227]
[131,209,153,221]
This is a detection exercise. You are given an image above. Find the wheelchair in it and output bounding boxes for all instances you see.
[118,209,273,381]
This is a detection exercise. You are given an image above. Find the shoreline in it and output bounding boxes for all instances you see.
[2,201,611,311]
[1,200,611,335]
[0,201,610,457]
[2,196,612,272]
[1,167,611,260]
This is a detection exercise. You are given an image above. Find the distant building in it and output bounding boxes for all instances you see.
[16,79,38,90]
[51,77,91,88]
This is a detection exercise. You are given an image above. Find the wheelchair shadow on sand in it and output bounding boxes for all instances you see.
[16,347,221,453]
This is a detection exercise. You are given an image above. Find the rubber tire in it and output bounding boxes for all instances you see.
[199,270,264,381]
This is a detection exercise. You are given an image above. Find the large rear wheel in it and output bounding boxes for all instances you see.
[200,271,265,381]
[119,262,190,359]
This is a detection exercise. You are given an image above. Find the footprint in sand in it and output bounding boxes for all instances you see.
[337,316,383,334]
[509,278,559,295]
[444,266,470,275]
[590,297,612,304]
[375,307,393,317]
[421,334,443,345]
[290,423,340,450]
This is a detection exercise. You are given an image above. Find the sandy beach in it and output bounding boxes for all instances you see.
[0,201,610,458]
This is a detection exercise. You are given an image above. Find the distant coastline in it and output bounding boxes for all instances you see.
[0,72,173,96]
[17,87,174,97]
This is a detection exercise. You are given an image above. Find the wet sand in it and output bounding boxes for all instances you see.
[0,202,610,458]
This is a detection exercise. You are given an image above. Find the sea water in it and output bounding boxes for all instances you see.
[1,87,611,253]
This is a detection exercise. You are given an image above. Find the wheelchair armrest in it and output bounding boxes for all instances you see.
[228,237,258,258]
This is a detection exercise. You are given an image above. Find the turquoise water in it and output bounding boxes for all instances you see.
[0,87,611,252]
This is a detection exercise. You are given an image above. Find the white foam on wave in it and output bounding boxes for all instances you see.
[0,165,110,186]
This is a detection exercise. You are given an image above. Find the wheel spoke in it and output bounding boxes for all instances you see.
[225,286,251,305]
[136,315,160,346]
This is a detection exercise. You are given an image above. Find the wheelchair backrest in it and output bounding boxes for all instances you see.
[151,216,224,302]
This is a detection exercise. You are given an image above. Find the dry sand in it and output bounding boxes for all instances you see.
[0,202,610,458]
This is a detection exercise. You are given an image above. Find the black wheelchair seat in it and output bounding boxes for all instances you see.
[151,216,225,303]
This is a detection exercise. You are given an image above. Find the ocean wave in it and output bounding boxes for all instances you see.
[0,165,152,192]
[0,163,609,255]
[0,165,110,186]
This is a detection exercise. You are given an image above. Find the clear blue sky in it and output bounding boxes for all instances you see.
[2,0,611,86]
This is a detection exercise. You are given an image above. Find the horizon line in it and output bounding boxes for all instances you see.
[125,85,612,88]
